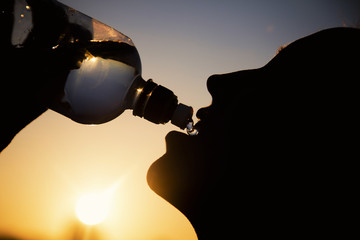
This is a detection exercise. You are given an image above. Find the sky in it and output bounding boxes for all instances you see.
[1,0,359,239]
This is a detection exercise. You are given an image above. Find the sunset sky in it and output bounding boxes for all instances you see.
[1,0,359,239]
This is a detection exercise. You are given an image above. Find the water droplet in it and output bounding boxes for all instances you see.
[186,121,199,136]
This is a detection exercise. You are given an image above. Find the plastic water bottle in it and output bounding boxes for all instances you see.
[10,0,196,132]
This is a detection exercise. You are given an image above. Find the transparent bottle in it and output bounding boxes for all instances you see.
[10,0,195,131]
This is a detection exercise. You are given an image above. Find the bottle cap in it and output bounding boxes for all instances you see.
[171,103,194,129]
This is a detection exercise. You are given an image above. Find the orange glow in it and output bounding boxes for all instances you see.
[0,111,197,239]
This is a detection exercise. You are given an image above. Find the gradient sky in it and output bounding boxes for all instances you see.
[1,0,359,239]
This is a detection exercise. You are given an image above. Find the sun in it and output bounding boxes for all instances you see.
[75,191,111,225]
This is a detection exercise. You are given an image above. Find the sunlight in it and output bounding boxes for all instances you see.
[75,178,122,226]
[75,190,111,225]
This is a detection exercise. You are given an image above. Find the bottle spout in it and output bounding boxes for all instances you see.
[171,103,193,130]
[171,103,199,135]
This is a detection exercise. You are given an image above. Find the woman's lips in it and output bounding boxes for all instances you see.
[192,121,203,134]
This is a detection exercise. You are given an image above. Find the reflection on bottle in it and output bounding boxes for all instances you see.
[63,54,138,124]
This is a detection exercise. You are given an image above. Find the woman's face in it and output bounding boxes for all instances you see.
[146,69,267,223]
[146,27,360,237]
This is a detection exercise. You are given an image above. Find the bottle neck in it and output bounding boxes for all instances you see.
[132,78,178,124]
[130,78,193,129]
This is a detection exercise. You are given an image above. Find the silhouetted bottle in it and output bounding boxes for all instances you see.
[9,0,195,131]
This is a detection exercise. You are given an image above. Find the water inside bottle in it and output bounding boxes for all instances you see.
[50,40,142,124]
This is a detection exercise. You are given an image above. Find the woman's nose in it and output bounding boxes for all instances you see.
[206,74,224,98]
